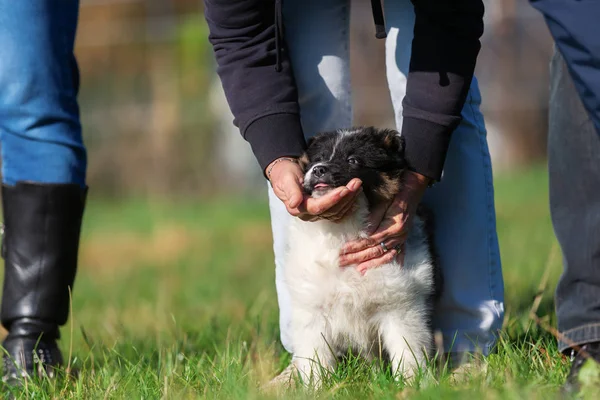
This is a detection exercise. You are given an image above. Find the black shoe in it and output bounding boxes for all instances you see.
[2,335,63,384]
[565,341,600,393]
[0,182,86,383]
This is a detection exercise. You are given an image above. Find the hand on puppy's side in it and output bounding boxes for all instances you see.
[267,157,362,222]
[339,170,430,274]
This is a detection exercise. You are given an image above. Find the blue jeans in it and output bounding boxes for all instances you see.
[549,48,600,352]
[268,0,504,356]
[531,1,600,353]
[0,0,86,187]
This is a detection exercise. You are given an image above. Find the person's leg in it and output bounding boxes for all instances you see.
[0,1,86,187]
[384,0,504,357]
[268,0,352,353]
[0,0,87,381]
[530,0,600,389]
[530,0,600,137]
[550,48,600,353]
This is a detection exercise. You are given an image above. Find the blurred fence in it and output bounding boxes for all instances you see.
[75,0,553,198]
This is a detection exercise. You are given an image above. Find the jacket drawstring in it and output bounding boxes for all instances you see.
[370,0,387,39]
[275,0,283,72]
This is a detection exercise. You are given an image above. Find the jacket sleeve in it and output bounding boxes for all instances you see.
[531,0,600,137]
[401,0,485,181]
[204,0,306,173]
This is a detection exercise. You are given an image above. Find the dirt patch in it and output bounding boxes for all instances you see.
[80,222,272,276]
[80,225,202,274]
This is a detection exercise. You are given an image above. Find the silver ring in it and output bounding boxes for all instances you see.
[380,242,388,252]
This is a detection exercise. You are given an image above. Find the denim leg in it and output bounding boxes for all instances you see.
[530,0,600,137]
[268,0,351,353]
[0,0,86,187]
[549,49,600,352]
[384,1,505,355]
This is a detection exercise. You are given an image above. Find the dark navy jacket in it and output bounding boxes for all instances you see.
[204,0,485,181]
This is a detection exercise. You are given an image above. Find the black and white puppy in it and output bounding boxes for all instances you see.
[284,126,441,385]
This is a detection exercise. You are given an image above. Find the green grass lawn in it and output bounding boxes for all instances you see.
[2,166,594,399]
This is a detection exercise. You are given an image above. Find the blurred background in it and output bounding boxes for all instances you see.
[0,3,563,392]
[76,0,554,199]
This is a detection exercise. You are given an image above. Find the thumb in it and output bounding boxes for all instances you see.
[282,175,304,209]
[366,201,390,234]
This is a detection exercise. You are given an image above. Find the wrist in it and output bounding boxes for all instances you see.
[266,157,299,181]
[403,170,431,190]
[394,170,430,206]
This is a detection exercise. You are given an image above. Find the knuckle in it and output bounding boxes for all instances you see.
[348,256,360,265]
[391,226,403,235]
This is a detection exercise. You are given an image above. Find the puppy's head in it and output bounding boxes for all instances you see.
[300,127,407,208]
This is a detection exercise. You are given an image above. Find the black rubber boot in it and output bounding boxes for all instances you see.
[565,341,600,393]
[0,182,86,383]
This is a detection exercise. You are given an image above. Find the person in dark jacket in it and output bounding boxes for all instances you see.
[205,0,504,366]
[0,0,87,383]
[530,0,600,390]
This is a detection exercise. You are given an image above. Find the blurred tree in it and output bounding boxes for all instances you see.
[71,0,553,198]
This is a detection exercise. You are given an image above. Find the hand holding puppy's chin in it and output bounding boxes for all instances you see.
[267,157,362,222]
[339,170,431,273]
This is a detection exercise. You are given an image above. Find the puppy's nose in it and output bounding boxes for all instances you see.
[312,165,328,178]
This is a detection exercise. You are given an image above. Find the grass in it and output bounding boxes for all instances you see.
[1,166,594,398]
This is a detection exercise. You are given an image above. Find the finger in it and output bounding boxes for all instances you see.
[285,202,303,217]
[274,176,304,215]
[382,237,404,254]
[339,235,404,266]
[304,178,362,215]
[297,213,319,222]
[346,178,363,191]
[303,186,349,215]
[294,181,363,221]
[340,237,376,255]
[320,188,362,220]
[283,175,304,209]
[369,220,405,243]
[324,195,357,222]
[339,241,390,267]
[300,179,362,217]
[355,250,397,276]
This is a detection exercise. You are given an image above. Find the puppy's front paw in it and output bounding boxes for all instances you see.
[261,363,299,392]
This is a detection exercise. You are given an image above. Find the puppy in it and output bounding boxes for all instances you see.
[283,126,441,385]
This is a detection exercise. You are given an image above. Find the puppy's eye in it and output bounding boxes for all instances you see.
[347,157,359,165]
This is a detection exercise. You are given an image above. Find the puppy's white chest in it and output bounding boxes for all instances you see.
[286,232,408,314]
[283,199,435,362]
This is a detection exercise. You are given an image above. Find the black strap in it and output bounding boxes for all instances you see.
[370,0,387,39]
[274,0,284,71]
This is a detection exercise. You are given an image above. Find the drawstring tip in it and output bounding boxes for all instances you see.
[375,25,387,39]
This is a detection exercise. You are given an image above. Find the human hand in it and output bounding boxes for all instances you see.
[338,170,431,274]
[267,157,363,222]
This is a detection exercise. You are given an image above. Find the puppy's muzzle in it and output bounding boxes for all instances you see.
[304,163,336,196]
[312,165,328,178]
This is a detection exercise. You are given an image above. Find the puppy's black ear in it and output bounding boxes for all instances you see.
[381,129,404,155]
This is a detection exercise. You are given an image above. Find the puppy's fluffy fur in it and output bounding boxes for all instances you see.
[284,127,441,384]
